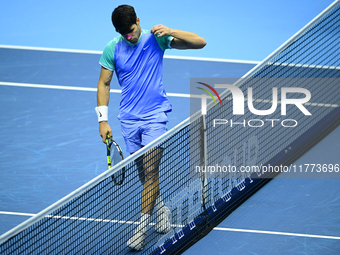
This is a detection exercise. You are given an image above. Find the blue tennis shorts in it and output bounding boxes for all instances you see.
[121,120,167,153]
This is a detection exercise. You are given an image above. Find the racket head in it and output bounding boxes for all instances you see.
[106,136,125,185]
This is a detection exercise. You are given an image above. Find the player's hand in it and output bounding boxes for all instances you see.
[151,24,172,37]
[99,121,112,143]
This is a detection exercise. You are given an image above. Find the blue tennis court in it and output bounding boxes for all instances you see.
[1,1,340,254]
[1,46,340,254]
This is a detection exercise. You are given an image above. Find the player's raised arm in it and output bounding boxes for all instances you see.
[96,66,113,143]
[150,24,206,49]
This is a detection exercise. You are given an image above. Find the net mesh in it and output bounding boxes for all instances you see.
[1,1,340,254]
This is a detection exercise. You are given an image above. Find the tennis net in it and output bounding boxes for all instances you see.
[1,1,340,254]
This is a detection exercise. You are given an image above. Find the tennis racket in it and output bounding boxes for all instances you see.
[106,134,125,185]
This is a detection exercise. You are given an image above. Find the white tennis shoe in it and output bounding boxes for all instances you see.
[155,206,171,234]
[127,228,146,251]
[127,207,171,250]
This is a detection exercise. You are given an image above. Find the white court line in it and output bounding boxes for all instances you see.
[1,81,338,106]
[0,211,36,217]
[269,61,340,70]
[1,211,339,240]
[0,81,192,98]
[0,211,183,228]
[213,227,340,240]
[0,44,260,64]
[0,44,102,54]
[223,96,339,108]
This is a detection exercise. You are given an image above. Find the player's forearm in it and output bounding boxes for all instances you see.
[170,29,206,49]
[97,81,110,106]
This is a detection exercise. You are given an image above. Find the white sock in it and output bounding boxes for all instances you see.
[137,213,151,234]
[155,194,165,213]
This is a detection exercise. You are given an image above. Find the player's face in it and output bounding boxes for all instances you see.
[122,18,141,44]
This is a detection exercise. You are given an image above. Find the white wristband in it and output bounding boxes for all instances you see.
[95,106,108,122]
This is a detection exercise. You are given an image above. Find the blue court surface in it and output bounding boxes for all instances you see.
[1,45,339,254]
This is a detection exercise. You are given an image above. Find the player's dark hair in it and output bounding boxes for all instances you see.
[111,5,137,35]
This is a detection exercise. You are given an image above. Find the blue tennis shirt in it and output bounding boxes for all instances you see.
[99,29,173,121]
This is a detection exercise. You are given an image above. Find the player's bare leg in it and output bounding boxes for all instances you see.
[127,148,171,250]
[141,147,162,215]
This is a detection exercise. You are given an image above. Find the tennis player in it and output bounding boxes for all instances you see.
[95,5,206,251]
